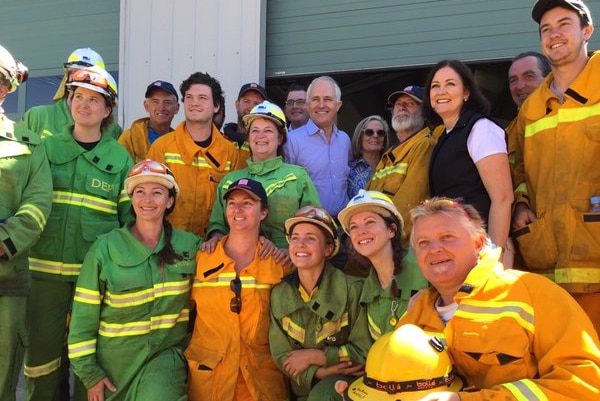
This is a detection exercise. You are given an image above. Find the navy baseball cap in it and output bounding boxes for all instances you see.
[238,82,268,100]
[223,178,268,208]
[386,86,424,105]
[145,80,179,101]
[532,0,593,25]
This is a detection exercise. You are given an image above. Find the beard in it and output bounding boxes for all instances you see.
[392,111,424,134]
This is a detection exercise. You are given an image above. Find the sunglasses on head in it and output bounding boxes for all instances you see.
[230,276,242,314]
[363,128,386,138]
[128,159,173,178]
[69,69,110,90]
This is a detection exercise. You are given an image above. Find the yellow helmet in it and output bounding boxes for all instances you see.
[338,189,403,235]
[345,324,463,401]
[0,44,28,93]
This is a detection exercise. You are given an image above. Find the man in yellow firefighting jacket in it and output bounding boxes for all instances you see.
[147,72,244,238]
[512,0,600,333]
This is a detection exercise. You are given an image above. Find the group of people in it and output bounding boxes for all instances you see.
[1,0,599,400]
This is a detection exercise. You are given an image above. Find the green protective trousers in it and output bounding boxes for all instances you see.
[24,278,85,401]
[0,296,27,401]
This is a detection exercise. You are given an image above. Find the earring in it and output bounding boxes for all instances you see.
[464,98,467,102]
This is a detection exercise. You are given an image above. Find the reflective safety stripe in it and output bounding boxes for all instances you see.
[316,312,349,344]
[338,345,350,362]
[118,189,130,204]
[193,272,272,290]
[53,190,118,215]
[515,182,528,195]
[24,356,62,378]
[164,152,232,172]
[73,287,102,305]
[525,103,600,138]
[15,203,47,232]
[455,300,535,334]
[99,309,189,338]
[502,379,548,401]
[282,316,305,344]
[264,173,298,196]
[28,257,81,276]
[41,129,54,139]
[370,163,408,181]
[555,267,600,285]
[68,339,97,359]
[367,312,382,340]
[106,279,191,308]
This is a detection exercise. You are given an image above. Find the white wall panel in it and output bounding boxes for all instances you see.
[119,0,266,129]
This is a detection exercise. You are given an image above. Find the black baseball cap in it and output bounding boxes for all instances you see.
[223,178,268,208]
[238,82,268,100]
[145,80,179,101]
[532,0,593,25]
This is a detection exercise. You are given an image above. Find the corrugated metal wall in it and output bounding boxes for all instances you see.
[266,0,600,78]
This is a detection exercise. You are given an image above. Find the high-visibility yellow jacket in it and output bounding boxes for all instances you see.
[512,52,600,293]
[147,122,244,238]
[366,126,441,244]
[118,117,173,162]
[397,249,600,401]
[186,237,289,401]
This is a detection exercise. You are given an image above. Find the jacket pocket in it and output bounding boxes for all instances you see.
[183,340,223,375]
[569,210,600,264]
[512,216,557,271]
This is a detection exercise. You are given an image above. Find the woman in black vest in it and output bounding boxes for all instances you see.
[423,59,513,265]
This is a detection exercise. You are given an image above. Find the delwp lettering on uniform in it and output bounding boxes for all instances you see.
[91,178,114,193]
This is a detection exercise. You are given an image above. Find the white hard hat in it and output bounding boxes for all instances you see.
[0,44,28,93]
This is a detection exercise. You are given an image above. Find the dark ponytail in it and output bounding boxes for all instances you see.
[158,220,183,267]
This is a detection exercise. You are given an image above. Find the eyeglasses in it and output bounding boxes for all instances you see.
[128,159,173,178]
[363,129,386,138]
[230,276,242,314]
[285,99,306,106]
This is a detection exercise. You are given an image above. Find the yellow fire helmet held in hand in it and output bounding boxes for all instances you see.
[344,324,463,401]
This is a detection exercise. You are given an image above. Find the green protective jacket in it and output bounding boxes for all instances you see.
[359,258,428,341]
[512,51,600,293]
[29,130,133,282]
[269,265,372,398]
[68,225,199,398]
[21,98,122,140]
[208,156,321,248]
[0,115,53,295]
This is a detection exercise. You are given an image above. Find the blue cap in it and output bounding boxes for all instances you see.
[145,80,178,101]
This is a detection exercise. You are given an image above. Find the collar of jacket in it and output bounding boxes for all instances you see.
[107,224,167,266]
[274,264,349,321]
[246,156,283,175]
[522,51,600,121]
[455,247,503,299]
[45,126,130,173]
[359,266,395,305]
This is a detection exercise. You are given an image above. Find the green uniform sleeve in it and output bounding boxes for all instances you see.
[0,140,52,259]
[67,240,109,389]
[105,122,123,140]
[298,170,321,208]
[117,155,134,226]
[206,177,230,238]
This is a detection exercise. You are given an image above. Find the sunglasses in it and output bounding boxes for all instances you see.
[69,69,116,98]
[294,206,338,231]
[230,276,242,314]
[128,159,173,178]
[363,129,386,138]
